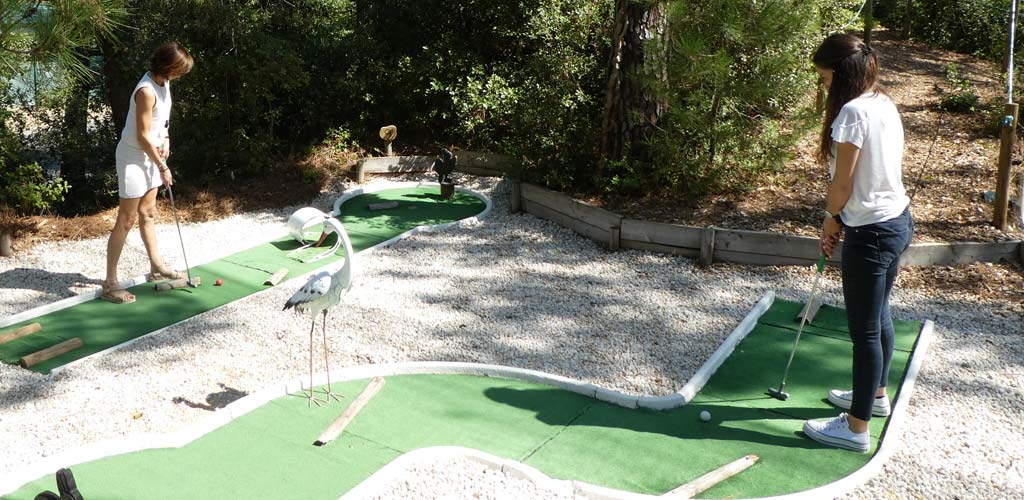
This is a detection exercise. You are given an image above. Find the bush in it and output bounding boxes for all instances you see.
[876,0,1020,60]
[939,63,983,112]
[640,0,821,197]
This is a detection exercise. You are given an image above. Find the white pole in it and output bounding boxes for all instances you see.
[1009,0,1019,103]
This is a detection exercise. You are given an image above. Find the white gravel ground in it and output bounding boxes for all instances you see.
[0,174,1021,499]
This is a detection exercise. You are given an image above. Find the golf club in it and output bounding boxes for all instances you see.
[767,254,827,401]
[166,183,199,288]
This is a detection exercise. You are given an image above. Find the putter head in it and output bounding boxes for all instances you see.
[766,387,789,401]
[188,276,202,288]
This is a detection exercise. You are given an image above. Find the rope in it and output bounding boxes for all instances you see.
[837,0,870,33]
[909,108,943,202]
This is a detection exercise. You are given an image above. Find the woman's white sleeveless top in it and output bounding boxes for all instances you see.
[119,72,172,150]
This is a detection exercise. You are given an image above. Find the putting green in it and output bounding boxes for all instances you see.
[2,299,927,499]
[0,188,486,374]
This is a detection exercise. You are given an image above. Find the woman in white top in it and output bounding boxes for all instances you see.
[802,34,914,452]
[102,42,194,304]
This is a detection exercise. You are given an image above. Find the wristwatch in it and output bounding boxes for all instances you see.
[823,209,841,222]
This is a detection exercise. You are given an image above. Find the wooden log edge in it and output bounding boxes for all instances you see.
[0,322,42,345]
[19,338,84,368]
[667,454,759,499]
[314,376,386,446]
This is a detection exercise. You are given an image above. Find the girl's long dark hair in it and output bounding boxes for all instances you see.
[813,34,882,163]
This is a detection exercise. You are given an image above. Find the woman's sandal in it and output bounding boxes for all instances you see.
[100,285,136,304]
[146,268,185,282]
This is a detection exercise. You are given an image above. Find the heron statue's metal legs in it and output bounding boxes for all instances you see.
[320,309,343,403]
[306,320,326,407]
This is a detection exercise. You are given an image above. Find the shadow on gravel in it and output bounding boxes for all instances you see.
[0,268,102,296]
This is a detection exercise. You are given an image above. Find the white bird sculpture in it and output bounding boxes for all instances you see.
[283,216,354,406]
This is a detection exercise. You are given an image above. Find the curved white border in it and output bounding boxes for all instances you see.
[3,291,937,500]
[0,182,492,374]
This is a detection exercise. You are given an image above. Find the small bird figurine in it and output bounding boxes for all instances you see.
[283,216,354,406]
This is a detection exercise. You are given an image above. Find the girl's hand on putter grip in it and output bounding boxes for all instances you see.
[160,164,173,187]
[820,218,842,257]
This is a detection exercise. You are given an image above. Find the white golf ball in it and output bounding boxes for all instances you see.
[700,410,711,422]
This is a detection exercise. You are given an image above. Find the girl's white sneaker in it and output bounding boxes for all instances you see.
[828,389,891,417]
[803,413,871,453]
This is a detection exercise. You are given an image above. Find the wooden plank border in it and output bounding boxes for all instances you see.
[352,152,519,183]
[520,183,622,250]
[517,183,1024,267]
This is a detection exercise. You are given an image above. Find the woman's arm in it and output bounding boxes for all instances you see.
[134,88,173,185]
[821,141,859,256]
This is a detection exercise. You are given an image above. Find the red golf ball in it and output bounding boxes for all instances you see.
[215,279,223,286]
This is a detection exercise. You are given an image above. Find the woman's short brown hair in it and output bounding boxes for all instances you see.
[149,42,193,78]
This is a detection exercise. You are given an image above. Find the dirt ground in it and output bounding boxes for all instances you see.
[10,31,1024,310]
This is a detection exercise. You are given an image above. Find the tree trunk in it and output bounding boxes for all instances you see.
[99,36,133,138]
[598,0,669,178]
[0,231,13,257]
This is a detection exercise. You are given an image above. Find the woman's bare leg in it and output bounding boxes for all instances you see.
[106,196,142,293]
[137,187,171,274]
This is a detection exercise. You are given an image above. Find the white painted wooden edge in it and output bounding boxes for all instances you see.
[668,291,776,407]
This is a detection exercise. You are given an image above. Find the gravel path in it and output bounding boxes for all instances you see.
[0,175,1021,499]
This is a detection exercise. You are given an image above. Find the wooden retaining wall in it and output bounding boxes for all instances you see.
[517,182,1024,267]
[352,151,518,182]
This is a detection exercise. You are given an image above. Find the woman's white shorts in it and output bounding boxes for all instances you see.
[115,142,162,199]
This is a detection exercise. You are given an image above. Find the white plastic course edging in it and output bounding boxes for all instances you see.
[0,182,492,374]
[0,312,935,500]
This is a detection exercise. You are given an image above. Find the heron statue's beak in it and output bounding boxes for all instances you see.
[314,231,329,247]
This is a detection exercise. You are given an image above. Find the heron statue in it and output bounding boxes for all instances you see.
[283,216,354,406]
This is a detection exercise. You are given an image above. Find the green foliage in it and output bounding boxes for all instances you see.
[876,0,1019,60]
[100,0,359,184]
[939,63,982,112]
[0,0,126,80]
[0,152,69,218]
[353,0,609,191]
[641,0,820,197]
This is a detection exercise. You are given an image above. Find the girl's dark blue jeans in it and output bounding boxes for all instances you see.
[840,208,914,422]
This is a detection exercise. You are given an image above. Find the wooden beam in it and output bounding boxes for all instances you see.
[699,227,715,267]
[521,183,622,230]
[620,218,702,249]
[665,454,759,498]
[314,377,385,446]
[19,338,83,368]
[900,241,1021,266]
[521,198,611,244]
[0,323,42,345]
[510,181,522,213]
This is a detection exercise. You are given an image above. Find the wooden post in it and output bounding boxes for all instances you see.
[667,455,759,499]
[699,226,715,267]
[609,226,621,251]
[510,180,522,213]
[314,377,385,446]
[0,323,42,345]
[19,338,83,368]
[995,103,1019,230]
[864,0,874,45]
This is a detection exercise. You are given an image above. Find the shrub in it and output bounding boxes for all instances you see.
[939,63,982,112]
[641,0,821,197]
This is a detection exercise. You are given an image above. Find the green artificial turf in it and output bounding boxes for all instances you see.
[3,300,926,499]
[0,188,485,373]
